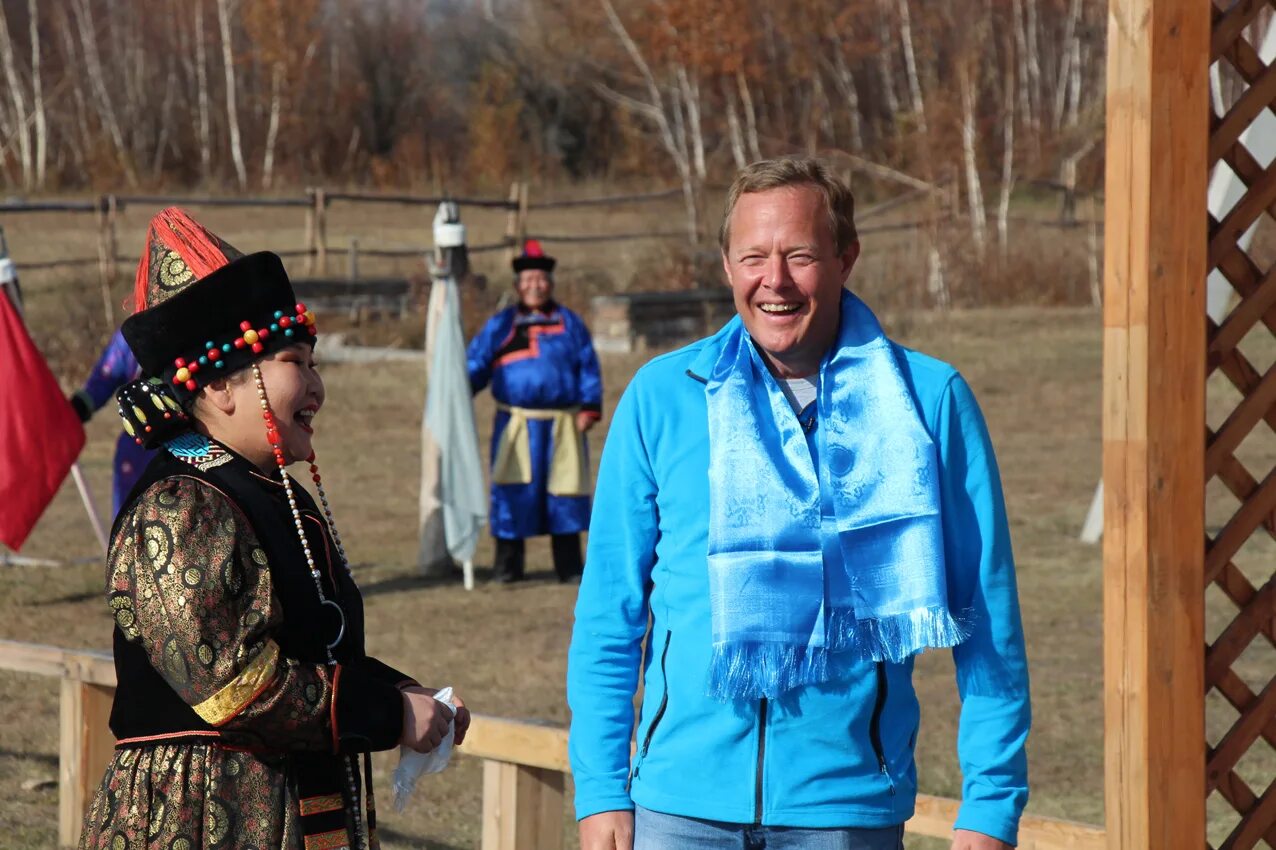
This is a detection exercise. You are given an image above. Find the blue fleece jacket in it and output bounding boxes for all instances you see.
[567,315,1031,845]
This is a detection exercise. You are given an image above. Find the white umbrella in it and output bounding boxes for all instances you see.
[417,204,486,587]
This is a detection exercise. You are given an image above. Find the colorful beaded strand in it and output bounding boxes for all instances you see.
[308,454,351,575]
[253,364,335,665]
[254,364,367,850]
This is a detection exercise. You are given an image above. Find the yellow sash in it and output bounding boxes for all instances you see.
[491,404,588,496]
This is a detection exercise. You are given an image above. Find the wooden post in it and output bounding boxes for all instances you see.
[58,679,115,848]
[1060,159,1078,225]
[96,195,118,327]
[504,182,521,265]
[481,760,565,850]
[314,188,328,275]
[517,182,530,250]
[348,237,359,282]
[1102,1,1208,848]
[304,188,317,275]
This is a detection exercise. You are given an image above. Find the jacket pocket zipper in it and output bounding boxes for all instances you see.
[870,662,895,795]
[629,630,672,786]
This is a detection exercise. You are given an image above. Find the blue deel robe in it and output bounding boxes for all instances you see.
[75,329,154,518]
[467,302,603,539]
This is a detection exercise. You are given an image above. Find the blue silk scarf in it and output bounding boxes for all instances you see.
[705,291,971,701]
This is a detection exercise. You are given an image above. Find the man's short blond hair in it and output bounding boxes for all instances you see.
[718,158,858,254]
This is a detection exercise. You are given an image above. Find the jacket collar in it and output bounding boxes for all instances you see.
[686,314,743,383]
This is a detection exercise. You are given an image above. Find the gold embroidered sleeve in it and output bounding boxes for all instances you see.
[108,476,335,749]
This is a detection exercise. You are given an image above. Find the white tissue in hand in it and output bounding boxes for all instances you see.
[392,686,456,811]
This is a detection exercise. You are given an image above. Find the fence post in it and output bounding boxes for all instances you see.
[58,679,115,848]
[502,182,523,265]
[96,195,118,327]
[1060,159,1078,225]
[304,188,317,275]
[481,760,565,850]
[314,188,328,275]
[517,182,530,249]
[348,237,359,282]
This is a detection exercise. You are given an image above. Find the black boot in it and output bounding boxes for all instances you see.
[551,533,583,583]
[492,537,525,583]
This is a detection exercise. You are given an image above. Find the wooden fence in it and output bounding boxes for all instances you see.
[0,639,1104,849]
[0,181,1093,285]
[0,185,689,281]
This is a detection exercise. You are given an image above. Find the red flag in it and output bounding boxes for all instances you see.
[0,289,85,550]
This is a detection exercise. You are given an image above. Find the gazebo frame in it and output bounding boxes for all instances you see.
[1104,1,1275,848]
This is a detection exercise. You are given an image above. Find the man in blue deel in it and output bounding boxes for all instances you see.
[69,327,155,518]
[568,158,1030,850]
[468,240,603,583]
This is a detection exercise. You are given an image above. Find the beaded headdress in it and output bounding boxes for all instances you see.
[511,239,555,274]
[118,209,317,441]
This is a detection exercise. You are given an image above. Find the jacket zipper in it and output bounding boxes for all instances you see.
[629,630,672,787]
[870,662,895,795]
[754,697,768,824]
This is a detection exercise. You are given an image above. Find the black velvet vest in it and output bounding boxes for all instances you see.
[107,444,368,747]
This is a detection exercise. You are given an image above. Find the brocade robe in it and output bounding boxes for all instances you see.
[80,439,415,850]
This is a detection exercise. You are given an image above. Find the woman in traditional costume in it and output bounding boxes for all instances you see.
[79,209,467,850]
[466,241,602,583]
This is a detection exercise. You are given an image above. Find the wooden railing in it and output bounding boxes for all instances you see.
[0,640,1104,849]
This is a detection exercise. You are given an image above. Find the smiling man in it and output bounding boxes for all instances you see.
[568,158,1031,850]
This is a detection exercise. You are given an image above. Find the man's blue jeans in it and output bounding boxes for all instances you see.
[634,805,906,850]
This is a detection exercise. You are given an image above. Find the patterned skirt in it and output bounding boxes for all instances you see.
[79,744,308,850]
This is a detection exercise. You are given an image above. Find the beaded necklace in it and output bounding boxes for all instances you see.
[253,363,370,850]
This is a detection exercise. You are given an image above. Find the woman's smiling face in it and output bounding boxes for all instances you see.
[202,343,325,468]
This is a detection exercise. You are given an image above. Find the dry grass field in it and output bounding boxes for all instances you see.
[1,197,1270,848]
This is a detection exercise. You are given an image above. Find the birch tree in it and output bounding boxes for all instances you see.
[28,0,45,187]
[595,0,702,242]
[194,1,212,182]
[0,2,32,188]
[217,0,248,188]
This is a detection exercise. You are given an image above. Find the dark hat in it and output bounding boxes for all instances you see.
[117,209,317,448]
[512,239,555,274]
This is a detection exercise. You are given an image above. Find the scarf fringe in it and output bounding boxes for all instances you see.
[707,642,830,702]
[829,605,975,664]
[708,606,977,701]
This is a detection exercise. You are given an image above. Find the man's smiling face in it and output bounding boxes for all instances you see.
[721,184,859,379]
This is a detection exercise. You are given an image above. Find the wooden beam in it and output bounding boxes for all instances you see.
[58,680,114,848]
[1102,1,1209,849]
[480,760,565,850]
[0,641,1113,847]
[907,795,1106,849]
[0,640,115,686]
[463,715,570,773]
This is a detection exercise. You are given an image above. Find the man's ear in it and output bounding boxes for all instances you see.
[200,378,236,416]
[839,240,861,280]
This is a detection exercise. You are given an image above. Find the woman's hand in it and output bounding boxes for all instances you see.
[400,690,454,753]
[401,686,471,747]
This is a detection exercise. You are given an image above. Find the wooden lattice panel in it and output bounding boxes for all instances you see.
[1205,3,1276,848]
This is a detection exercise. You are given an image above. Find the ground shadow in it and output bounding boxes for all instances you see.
[357,563,568,597]
[32,588,100,606]
[372,825,469,850]
[0,747,58,768]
